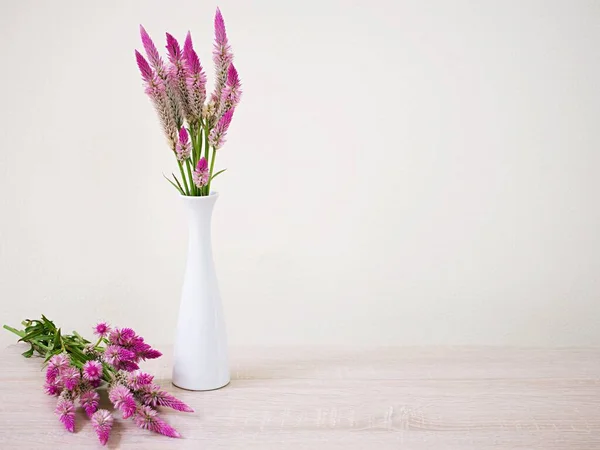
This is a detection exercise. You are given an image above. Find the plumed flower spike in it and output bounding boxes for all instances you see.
[109,384,137,419]
[165,33,182,64]
[55,396,75,432]
[193,157,209,188]
[211,7,234,119]
[80,390,100,418]
[209,108,235,150]
[134,405,181,438]
[183,32,193,59]
[141,384,194,412]
[140,25,165,75]
[176,127,191,161]
[219,63,242,116]
[184,40,207,122]
[92,409,114,446]
[215,7,227,44]
[135,50,154,83]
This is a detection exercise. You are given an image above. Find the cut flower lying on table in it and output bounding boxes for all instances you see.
[4,316,193,446]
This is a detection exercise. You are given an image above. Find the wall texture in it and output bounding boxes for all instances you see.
[1,0,599,347]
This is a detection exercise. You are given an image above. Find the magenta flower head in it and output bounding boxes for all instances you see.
[92,409,114,446]
[140,25,165,76]
[209,108,234,150]
[55,396,75,432]
[183,35,207,122]
[165,32,182,64]
[193,157,209,188]
[219,63,242,116]
[176,127,191,161]
[80,389,100,418]
[44,382,61,396]
[61,366,81,391]
[48,353,70,371]
[135,50,154,83]
[141,384,194,412]
[94,321,111,337]
[82,360,103,381]
[134,405,181,438]
[109,384,137,419]
[108,327,136,346]
[211,7,234,110]
[126,371,154,390]
[103,345,136,367]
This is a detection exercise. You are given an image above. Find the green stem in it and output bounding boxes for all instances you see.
[204,123,210,196]
[3,325,25,338]
[207,147,216,194]
[177,160,190,195]
[185,159,196,196]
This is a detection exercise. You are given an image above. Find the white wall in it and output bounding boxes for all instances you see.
[1,0,599,347]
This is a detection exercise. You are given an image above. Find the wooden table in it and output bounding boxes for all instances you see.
[1,345,599,449]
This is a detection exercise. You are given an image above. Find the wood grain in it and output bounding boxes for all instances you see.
[1,345,599,449]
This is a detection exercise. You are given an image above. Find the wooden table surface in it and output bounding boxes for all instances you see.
[1,345,599,449]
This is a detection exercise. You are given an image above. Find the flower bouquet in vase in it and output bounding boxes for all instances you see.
[135,7,242,390]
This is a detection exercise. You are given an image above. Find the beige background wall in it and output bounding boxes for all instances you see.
[1,0,599,347]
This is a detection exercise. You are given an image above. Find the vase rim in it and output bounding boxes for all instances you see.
[180,191,219,200]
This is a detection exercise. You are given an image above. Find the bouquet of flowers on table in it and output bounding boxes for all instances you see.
[135,7,242,196]
[4,316,193,446]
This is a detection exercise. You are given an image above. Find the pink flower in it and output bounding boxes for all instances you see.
[82,360,103,381]
[46,365,59,384]
[209,108,234,150]
[44,382,61,396]
[92,409,114,446]
[135,50,179,150]
[93,322,111,337]
[103,345,136,367]
[140,25,166,77]
[167,33,193,122]
[80,389,100,418]
[48,353,70,371]
[211,7,234,110]
[134,405,181,438]
[192,157,209,188]
[109,327,136,346]
[55,397,75,433]
[176,127,191,161]
[126,371,154,391]
[183,34,207,123]
[60,366,80,391]
[219,63,242,116]
[140,384,194,412]
[109,384,137,419]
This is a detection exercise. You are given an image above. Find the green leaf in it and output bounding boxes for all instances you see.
[210,169,227,181]
[3,325,26,338]
[21,345,34,358]
[163,173,184,194]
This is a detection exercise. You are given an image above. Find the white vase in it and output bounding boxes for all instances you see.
[172,192,230,391]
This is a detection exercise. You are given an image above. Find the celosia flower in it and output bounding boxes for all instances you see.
[208,108,234,150]
[140,25,166,77]
[44,382,61,396]
[55,396,75,432]
[48,353,70,371]
[93,322,111,337]
[104,345,136,367]
[134,405,180,438]
[80,389,100,418]
[46,365,59,383]
[126,371,154,391]
[175,127,191,161]
[60,366,81,391]
[167,32,193,122]
[109,384,137,419]
[192,157,209,188]
[92,409,114,446]
[210,7,233,113]
[219,63,242,116]
[135,50,179,150]
[184,35,207,123]
[82,360,103,381]
[140,384,194,412]
[109,327,136,346]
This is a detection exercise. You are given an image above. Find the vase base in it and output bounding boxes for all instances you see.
[172,379,230,392]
